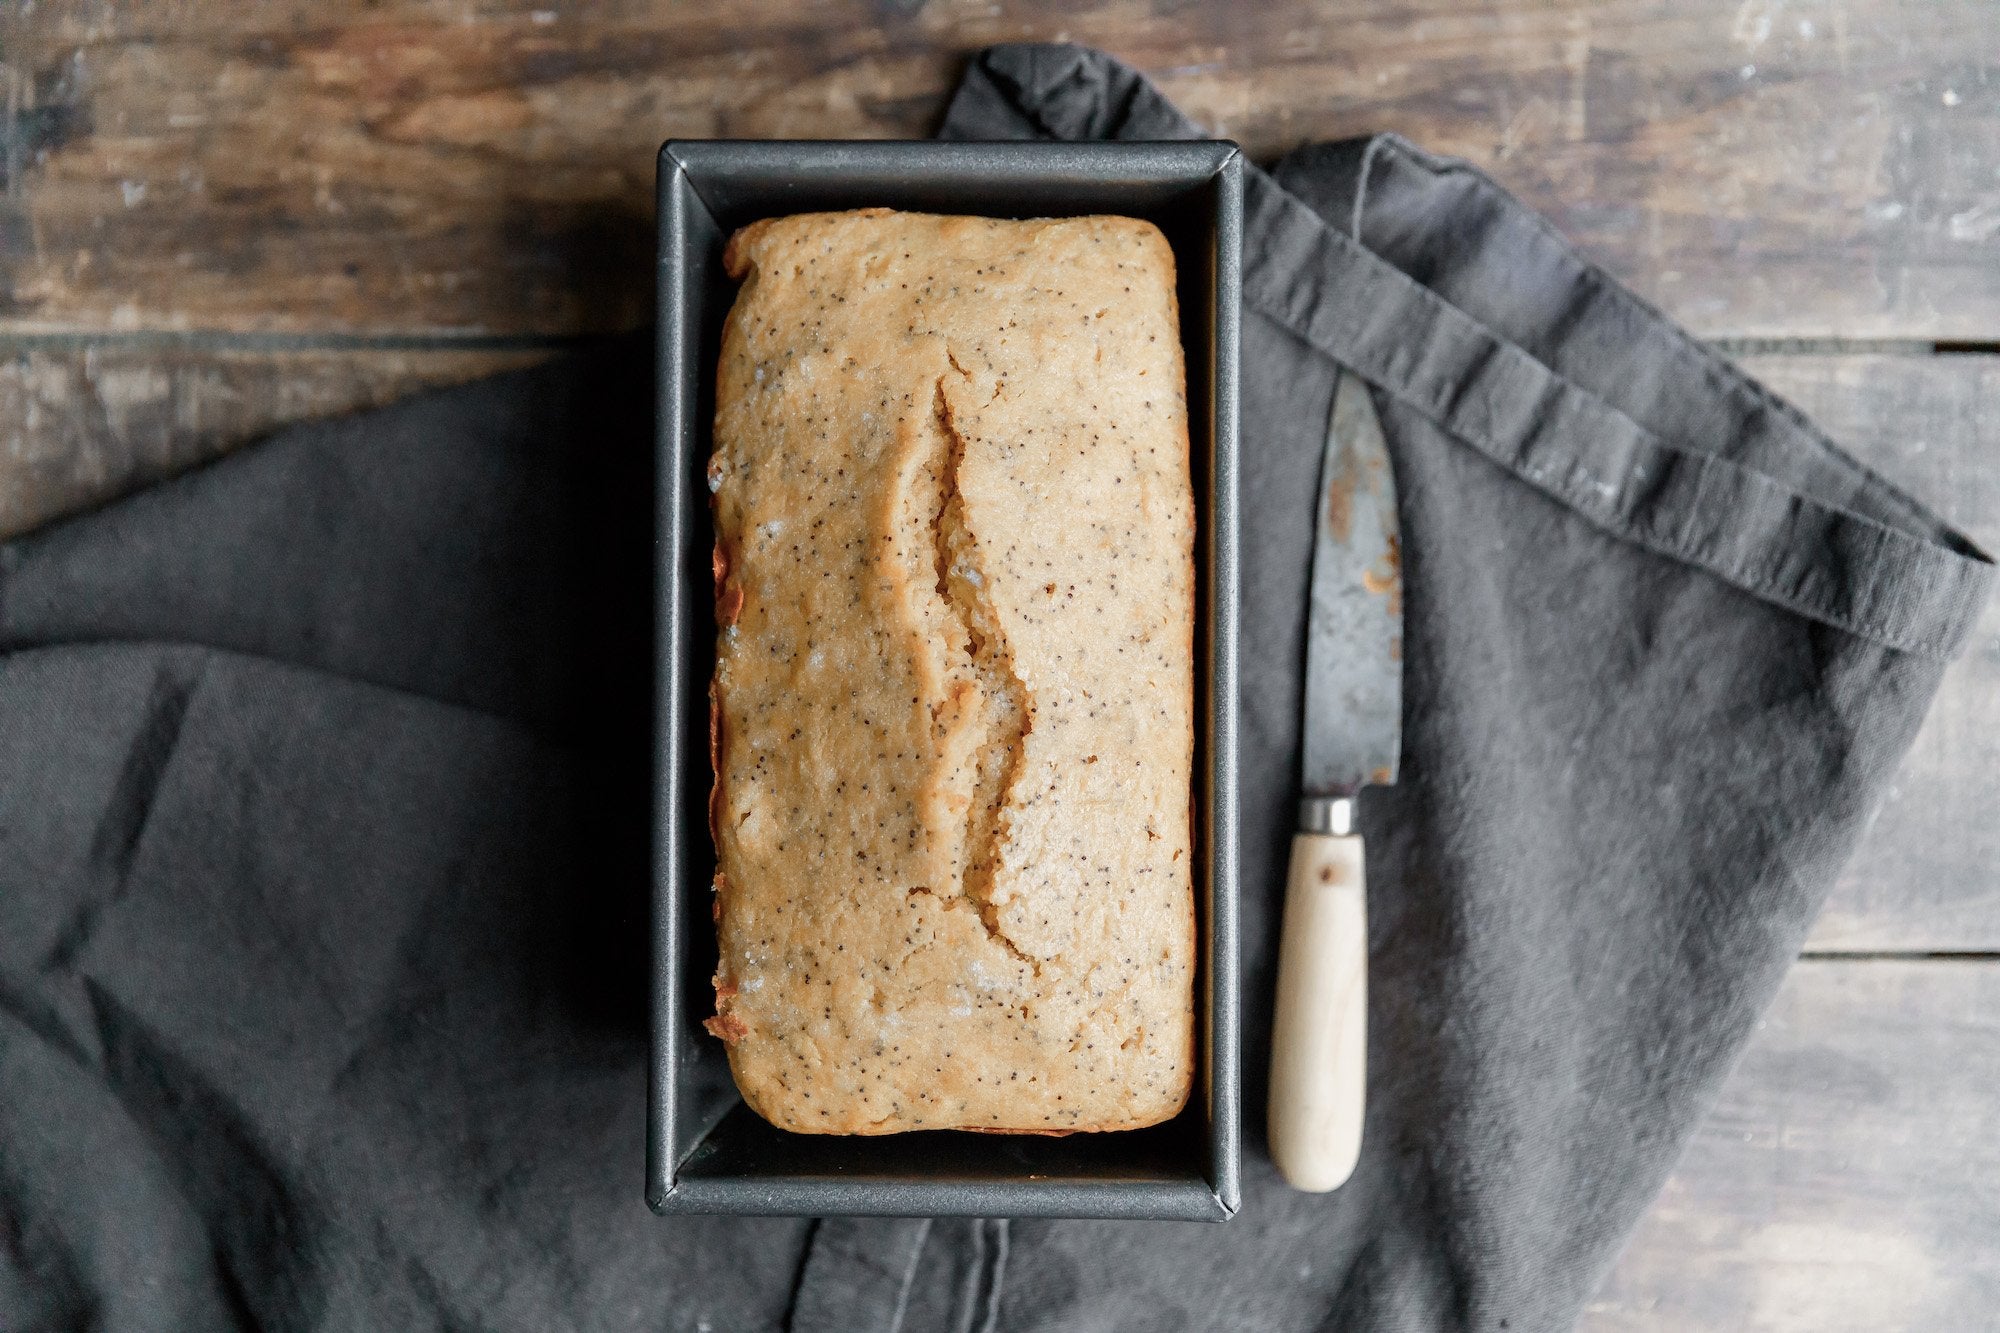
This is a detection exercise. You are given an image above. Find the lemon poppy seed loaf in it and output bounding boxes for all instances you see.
[707,208,1196,1135]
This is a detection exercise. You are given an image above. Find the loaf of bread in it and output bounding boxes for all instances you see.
[706,208,1195,1135]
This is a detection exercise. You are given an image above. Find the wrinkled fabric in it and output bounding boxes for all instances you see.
[2,42,1989,1333]
[0,344,820,1332]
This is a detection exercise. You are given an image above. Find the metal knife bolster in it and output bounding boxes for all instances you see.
[1299,795,1356,837]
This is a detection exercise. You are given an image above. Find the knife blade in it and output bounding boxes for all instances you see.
[1301,370,1403,811]
[1269,370,1402,1193]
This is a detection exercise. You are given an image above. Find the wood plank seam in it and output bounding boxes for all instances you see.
[1798,951,2000,963]
[0,335,1965,356]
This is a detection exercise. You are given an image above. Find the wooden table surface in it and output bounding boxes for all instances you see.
[3,3,1995,1326]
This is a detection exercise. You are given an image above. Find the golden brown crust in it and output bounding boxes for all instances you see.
[705,677,723,849]
[719,220,766,280]
[709,209,1196,1135]
[703,1012,749,1044]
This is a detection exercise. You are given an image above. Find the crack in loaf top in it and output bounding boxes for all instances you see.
[707,208,1197,1136]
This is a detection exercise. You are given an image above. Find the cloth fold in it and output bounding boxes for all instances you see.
[1,40,1988,1333]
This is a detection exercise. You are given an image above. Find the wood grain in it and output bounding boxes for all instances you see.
[4,1,1999,339]
[1586,959,2000,1331]
[1746,353,2000,954]
[0,344,547,537]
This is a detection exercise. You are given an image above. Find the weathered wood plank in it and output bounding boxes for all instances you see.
[3,2,1998,339]
[1743,354,2000,954]
[1586,959,2000,1331]
[0,344,547,537]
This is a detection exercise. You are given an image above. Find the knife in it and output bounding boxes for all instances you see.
[1268,369,1402,1193]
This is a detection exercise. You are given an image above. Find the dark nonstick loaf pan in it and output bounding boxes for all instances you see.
[652,139,1241,1220]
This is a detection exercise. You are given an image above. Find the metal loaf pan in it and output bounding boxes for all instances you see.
[653,139,1241,1220]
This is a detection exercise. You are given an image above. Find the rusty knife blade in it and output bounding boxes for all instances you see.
[1300,370,1403,804]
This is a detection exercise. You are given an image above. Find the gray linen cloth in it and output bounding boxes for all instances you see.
[1,41,1989,1333]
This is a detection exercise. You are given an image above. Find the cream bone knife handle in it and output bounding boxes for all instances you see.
[1268,801,1367,1192]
